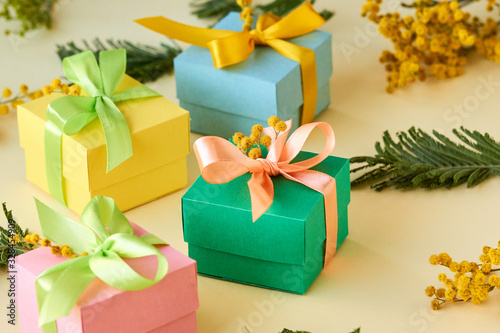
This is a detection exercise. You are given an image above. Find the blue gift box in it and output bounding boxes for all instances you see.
[174,12,333,138]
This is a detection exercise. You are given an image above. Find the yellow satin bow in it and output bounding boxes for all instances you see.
[135,1,326,125]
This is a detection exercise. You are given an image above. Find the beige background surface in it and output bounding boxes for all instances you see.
[1,0,500,332]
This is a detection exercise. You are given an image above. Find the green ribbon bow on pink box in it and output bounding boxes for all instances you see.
[44,49,160,204]
[34,196,168,333]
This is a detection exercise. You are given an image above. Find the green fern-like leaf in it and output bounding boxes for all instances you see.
[190,0,334,22]
[350,127,500,191]
[0,203,34,269]
[56,38,182,84]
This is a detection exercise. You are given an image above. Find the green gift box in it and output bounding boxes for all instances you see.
[182,151,350,294]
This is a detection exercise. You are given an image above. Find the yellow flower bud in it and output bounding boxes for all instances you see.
[449,262,459,272]
[435,288,446,298]
[445,288,456,301]
[425,286,435,297]
[2,88,12,98]
[19,84,28,94]
[482,262,492,274]
[51,78,62,90]
[41,238,51,247]
[61,246,73,258]
[248,148,262,159]
[453,9,464,21]
[31,233,40,243]
[260,135,272,147]
[61,84,70,94]
[0,105,9,115]
[69,85,81,96]
[34,90,44,98]
[236,0,252,7]
[251,124,263,135]
[42,86,53,95]
[430,299,440,310]
[50,246,61,254]
[240,137,252,150]
[232,132,245,144]
[274,121,287,132]
[267,116,279,127]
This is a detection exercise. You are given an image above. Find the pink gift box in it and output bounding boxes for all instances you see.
[18,222,199,333]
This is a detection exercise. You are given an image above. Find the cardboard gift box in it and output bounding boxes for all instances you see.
[18,222,199,333]
[182,151,350,294]
[17,75,190,214]
[174,12,333,138]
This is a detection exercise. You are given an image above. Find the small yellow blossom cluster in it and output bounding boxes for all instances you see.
[0,79,82,116]
[24,233,88,260]
[362,0,500,93]
[426,242,500,310]
[232,116,286,159]
[237,0,254,31]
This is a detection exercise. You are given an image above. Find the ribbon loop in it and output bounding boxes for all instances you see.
[135,1,326,125]
[44,49,160,205]
[34,196,168,333]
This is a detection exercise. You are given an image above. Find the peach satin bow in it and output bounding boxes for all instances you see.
[193,120,339,264]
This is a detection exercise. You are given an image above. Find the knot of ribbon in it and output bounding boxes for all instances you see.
[135,1,325,125]
[44,49,160,205]
[34,196,168,333]
[258,158,280,176]
[193,119,339,265]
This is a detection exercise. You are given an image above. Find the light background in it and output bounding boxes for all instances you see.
[1,0,500,332]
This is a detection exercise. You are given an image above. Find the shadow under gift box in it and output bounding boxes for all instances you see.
[174,12,333,139]
[17,75,190,214]
[182,152,350,294]
[18,222,199,333]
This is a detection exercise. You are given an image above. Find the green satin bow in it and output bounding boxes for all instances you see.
[34,196,168,333]
[44,49,160,204]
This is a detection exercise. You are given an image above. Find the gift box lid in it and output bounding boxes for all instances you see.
[182,151,350,266]
[18,222,199,333]
[17,75,190,192]
[174,12,332,120]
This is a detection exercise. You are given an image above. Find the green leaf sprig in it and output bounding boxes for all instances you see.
[350,127,500,191]
[0,0,60,36]
[56,38,182,84]
[190,0,334,23]
[0,203,34,268]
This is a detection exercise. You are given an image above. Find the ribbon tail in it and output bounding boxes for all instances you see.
[112,85,161,103]
[134,16,234,47]
[95,97,133,172]
[267,39,318,125]
[44,121,66,204]
[36,256,94,329]
[282,170,338,266]
[41,321,57,333]
[247,172,274,222]
[140,233,169,245]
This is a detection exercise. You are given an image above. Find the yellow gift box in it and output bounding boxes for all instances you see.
[17,75,190,214]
